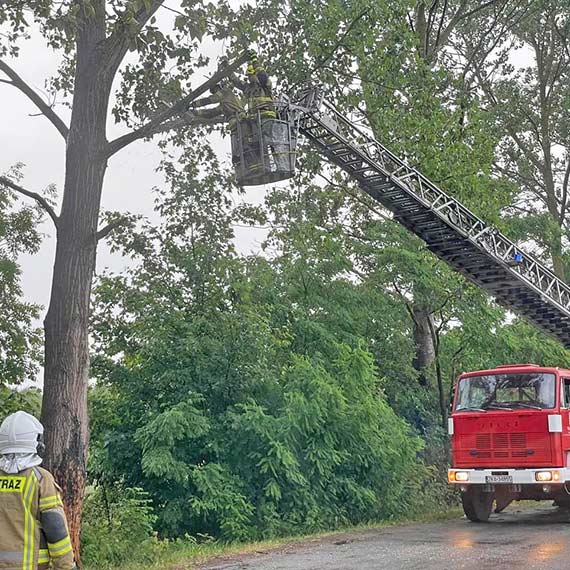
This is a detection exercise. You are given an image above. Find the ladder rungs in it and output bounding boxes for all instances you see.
[300,109,570,347]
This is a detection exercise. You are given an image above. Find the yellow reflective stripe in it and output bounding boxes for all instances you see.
[22,471,38,570]
[48,537,71,550]
[38,549,49,564]
[39,499,63,510]
[48,536,72,558]
[22,473,31,570]
[39,494,60,505]
[39,495,63,510]
[27,472,37,570]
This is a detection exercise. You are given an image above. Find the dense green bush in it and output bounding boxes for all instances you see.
[87,154,446,541]
[81,486,159,567]
[89,338,430,540]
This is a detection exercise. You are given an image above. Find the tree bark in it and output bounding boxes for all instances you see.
[41,154,105,563]
[411,305,436,386]
[40,2,111,562]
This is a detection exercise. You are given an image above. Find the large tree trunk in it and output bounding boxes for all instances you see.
[411,305,436,386]
[41,155,105,560]
[40,4,111,561]
[550,229,565,281]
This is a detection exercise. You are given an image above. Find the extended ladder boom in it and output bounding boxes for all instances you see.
[297,89,570,347]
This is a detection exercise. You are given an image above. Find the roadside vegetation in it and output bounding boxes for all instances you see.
[82,499,462,570]
[2,1,570,568]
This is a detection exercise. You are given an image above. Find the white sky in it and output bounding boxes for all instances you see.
[0,6,537,386]
[1,6,273,298]
[0,4,272,385]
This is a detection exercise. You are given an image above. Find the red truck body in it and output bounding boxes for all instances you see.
[448,364,570,521]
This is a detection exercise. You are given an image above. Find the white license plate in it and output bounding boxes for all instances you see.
[485,475,513,483]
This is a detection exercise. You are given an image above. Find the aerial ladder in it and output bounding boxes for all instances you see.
[226,80,570,347]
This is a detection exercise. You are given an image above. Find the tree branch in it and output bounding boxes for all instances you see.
[96,218,128,241]
[0,60,69,140]
[457,2,519,84]
[559,159,570,223]
[103,0,165,74]
[395,284,418,328]
[147,113,225,138]
[309,8,370,75]
[433,0,449,56]
[426,0,440,39]
[454,0,499,24]
[433,0,469,56]
[104,51,249,158]
[0,175,59,227]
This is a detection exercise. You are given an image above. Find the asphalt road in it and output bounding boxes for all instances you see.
[197,504,570,570]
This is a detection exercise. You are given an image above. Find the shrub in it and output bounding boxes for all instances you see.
[81,485,159,568]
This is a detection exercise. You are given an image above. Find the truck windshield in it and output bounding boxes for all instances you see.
[455,373,556,411]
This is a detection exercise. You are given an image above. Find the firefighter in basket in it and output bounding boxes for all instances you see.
[187,79,245,165]
[229,50,290,174]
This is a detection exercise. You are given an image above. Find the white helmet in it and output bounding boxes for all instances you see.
[0,411,44,454]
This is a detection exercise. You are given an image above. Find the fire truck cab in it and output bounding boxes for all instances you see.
[448,364,570,521]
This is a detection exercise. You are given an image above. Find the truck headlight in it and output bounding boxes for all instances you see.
[535,470,560,482]
[449,470,470,482]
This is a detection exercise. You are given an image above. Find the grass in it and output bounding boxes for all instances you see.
[88,507,462,570]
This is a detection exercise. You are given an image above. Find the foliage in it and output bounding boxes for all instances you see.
[89,149,439,541]
[452,1,570,278]
[0,165,43,386]
[81,485,159,568]
[0,387,42,422]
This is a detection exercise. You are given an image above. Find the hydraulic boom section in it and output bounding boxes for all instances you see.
[294,88,570,347]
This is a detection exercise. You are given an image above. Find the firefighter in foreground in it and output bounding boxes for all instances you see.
[0,411,75,570]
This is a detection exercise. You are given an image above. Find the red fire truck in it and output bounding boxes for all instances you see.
[448,364,570,521]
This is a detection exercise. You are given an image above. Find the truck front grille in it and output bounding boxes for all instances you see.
[475,433,527,450]
[457,429,552,465]
[511,433,526,448]
[476,434,491,449]
[473,433,531,458]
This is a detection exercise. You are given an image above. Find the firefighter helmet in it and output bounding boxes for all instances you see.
[0,411,44,454]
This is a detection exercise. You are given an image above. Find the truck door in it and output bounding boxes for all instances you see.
[562,378,570,467]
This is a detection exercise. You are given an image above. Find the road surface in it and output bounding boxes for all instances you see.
[197,504,570,570]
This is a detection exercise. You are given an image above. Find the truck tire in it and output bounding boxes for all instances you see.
[461,487,494,522]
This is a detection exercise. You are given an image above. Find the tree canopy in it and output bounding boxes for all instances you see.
[3,0,570,563]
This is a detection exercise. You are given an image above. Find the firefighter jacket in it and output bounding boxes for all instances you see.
[228,68,276,119]
[0,466,75,570]
[246,69,276,119]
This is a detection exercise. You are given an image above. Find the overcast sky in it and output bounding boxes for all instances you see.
[1,4,270,308]
[1,7,535,386]
[0,4,276,385]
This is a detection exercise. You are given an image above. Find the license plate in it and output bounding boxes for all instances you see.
[485,475,513,483]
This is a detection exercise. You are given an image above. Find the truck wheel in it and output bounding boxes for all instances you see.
[461,487,494,522]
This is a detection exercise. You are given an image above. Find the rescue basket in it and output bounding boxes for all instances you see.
[232,105,298,186]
